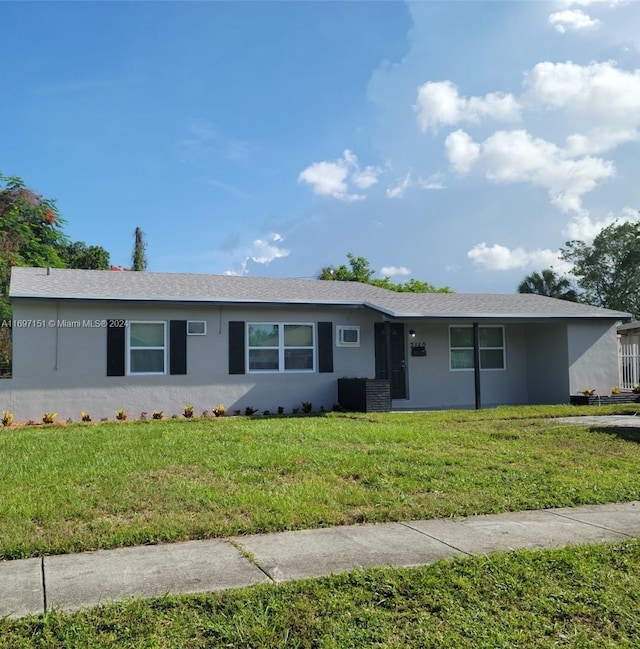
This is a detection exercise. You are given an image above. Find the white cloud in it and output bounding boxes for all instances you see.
[467,242,566,271]
[444,129,481,174]
[563,207,640,240]
[414,80,521,132]
[386,173,412,199]
[417,173,447,190]
[298,149,379,201]
[380,265,411,277]
[224,233,290,275]
[549,9,600,33]
[525,61,640,130]
[446,128,615,214]
[352,166,381,189]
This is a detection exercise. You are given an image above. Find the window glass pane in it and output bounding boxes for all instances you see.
[451,349,473,369]
[450,327,472,348]
[284,348,313,370]
[480,327,503,348]
[130,349,165,373]
[480,349,504,369]
[248,348,279,370]
[248,324,279,347]
[130,323,164,347]
[284,324,313,347]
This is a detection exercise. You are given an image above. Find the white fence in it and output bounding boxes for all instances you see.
[619,342,640,390]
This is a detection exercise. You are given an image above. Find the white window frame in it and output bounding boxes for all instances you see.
[449,325,506,372]
[126,321,167,376]
[246,322,316,373]
[336,325,360,347]
[187,320,207,335]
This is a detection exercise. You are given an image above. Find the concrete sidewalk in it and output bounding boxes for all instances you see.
[2,501,640,619]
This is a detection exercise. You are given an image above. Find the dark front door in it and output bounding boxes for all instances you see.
[374,323,407,399]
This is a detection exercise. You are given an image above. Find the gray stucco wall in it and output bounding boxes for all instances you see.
[0,300,623,420]
[524,323,569,404]
[2,301,380,420]
[567,320,620,394]
[398,322,529,409]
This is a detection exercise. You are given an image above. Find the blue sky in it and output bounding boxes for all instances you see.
[2,1,640,293]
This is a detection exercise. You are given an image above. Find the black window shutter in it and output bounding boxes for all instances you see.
[229,321,245,374]
[169,320,187,375]
[106,321,125,376]
[317,322,333,373]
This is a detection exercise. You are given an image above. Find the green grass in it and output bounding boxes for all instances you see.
[2,539,639,647]
[1,405,640,559]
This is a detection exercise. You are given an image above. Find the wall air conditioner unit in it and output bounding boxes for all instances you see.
[187,321,206,335]
[336,325,360,347]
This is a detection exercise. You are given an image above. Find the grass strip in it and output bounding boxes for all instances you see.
[2,539,639,648]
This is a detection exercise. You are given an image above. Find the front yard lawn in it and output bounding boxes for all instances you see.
[1,405,640,560]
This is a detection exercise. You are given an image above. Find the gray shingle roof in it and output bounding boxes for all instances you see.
[9,267,629,320]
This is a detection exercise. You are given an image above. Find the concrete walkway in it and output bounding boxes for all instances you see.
[2,501,640,619]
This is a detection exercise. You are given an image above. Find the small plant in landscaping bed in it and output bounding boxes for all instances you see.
[42,412,57,424]
[634,385,640,394]
[201,410,209,418]
[292,407,299,415]
[581,388,596,396]
[611,386,621,395]
[152,411,163,420]
[25,420,36,426]
[233,409,241,416]
[212,404,226,417]
[183,405,194,418]
[301,401,313,414]
[1,410,13,427]
[80,411,91,423]
[115,409,127,421]
[262,410,270,416]
[100,417,108,422]
[171,414,179,419]
[277,406,284,415]
[66,418,73,425]
[244,406,258,416]
[139,411,148,421]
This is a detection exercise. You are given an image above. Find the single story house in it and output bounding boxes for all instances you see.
[0,266,629,420]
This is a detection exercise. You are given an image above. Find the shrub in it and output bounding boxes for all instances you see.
[1,410,13,427]
[277,406,284,415]
[244,406,258,416]
[262,410,270,416]
[80,411,91,423]
[42,412,57,424]
[183,405,194,419]
[152,411,163,420]
[115,409,127,421]
[212,404,226,418]
[301,401,313,414]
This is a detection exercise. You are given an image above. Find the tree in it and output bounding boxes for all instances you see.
[131,226,147,271]
[0,173,69,320]
[319,253,453,293]
[60,241,111,270]
[517,268,578,302]
[561,219,640,317]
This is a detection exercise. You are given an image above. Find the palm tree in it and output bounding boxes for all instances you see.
[517,268,578,301]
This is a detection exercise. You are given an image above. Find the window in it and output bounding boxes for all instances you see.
[336,325,360,347]
[247,323,315,372]
[449,326,505,371]
[128,321,166,374]
[187,321,206,335]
